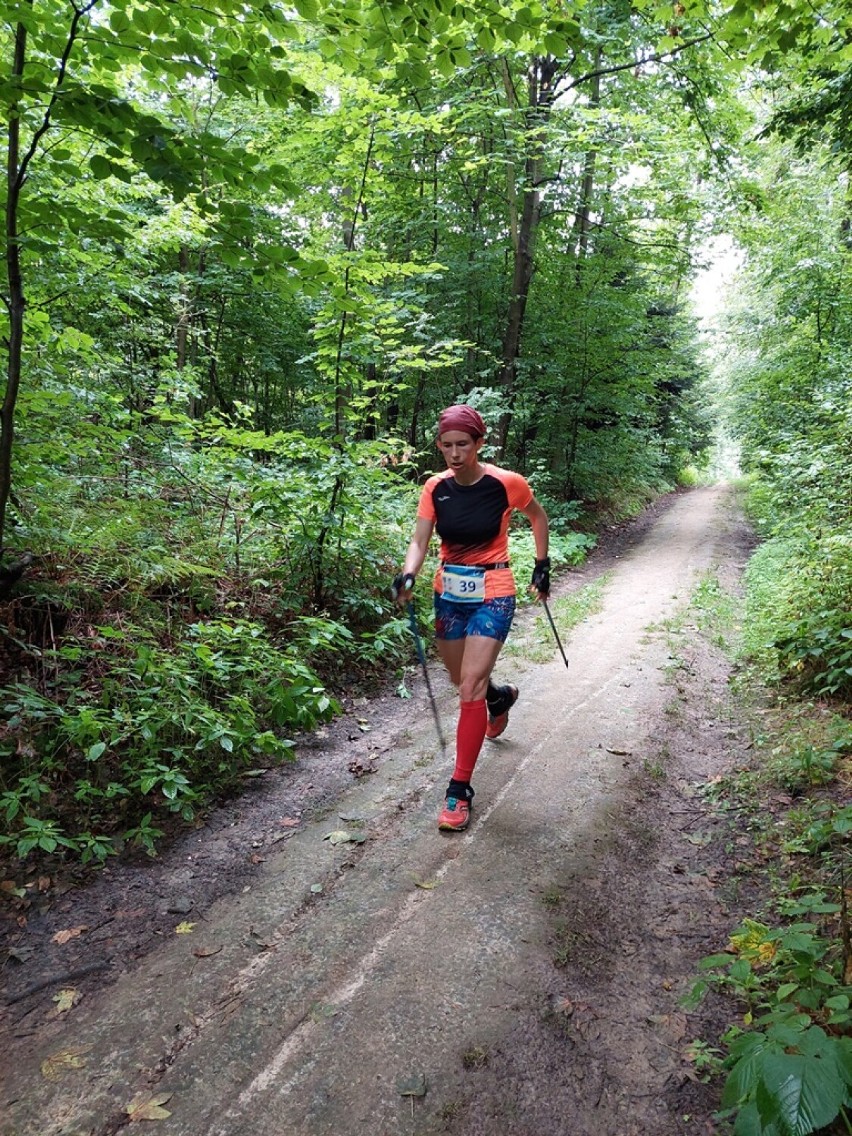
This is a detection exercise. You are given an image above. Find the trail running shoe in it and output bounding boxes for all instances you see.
[485,684,519,740]
[438,796,471,831]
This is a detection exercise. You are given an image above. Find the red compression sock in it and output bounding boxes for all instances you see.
[452,699,487,783]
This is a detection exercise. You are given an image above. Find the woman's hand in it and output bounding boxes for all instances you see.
[391,572,416,604]
[530,557,550,600]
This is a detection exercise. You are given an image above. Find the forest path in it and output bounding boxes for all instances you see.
[2,485,756,1136]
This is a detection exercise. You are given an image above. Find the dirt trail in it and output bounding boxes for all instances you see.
[1,486,756,1136]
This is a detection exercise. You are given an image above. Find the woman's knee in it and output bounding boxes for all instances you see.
[458,673,490,702]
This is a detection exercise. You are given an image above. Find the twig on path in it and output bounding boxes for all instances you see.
[4,958,113,1005]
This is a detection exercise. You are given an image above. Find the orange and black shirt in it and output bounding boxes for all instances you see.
[417,464,533,599]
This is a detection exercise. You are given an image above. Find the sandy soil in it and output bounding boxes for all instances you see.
[0,485,759,1136]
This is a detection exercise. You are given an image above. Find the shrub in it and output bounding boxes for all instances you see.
[0,617,339,862]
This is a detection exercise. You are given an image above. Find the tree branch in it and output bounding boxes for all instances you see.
[16,0,100,191]
[567,33,714,92]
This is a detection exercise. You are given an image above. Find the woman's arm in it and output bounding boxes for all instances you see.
[521,496,549,561]
[402,516,435,578]
[521,496,550,599]
[393,516,435,603]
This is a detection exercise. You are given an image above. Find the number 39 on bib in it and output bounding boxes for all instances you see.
[440,565,486,602]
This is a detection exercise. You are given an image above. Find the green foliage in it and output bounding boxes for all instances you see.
[720,142,852,705]
[741,528,852,700]
[0,616,340,861]
[721,1019,852,1136]
[691,911,852,1136]
[774,611,852,700]
[686,698,852,1136]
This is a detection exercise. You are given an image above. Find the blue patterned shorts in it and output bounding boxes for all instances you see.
[433,594,516,643]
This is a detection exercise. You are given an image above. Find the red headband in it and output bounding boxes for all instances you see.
[437,404,486,440]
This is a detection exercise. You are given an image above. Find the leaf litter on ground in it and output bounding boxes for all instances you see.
[323,829,366,845]
[126,1091,173,1121]
[40,1046,91,1082]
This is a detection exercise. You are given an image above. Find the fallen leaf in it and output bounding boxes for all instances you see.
[649,1010,688,1037]
[53,988,80,1014]
[249,853,265,864]
[192,945,223,958]
[310,883,323,894]
[175,921,195,934]
[324,829,351,845]
[413,879,437,890]
[310,1002,340,1023]
[52,926,88,944]
[397,1072,428,1097]
[247,928,273,950]
[279,816,300,827]
[37,876,51,892]
[5,945,35,963]
[605,747,632,756]
[323,829,367,846]
[126,1091,173,1121]
[40,1046,91,1082]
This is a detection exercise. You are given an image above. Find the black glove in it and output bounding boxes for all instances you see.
[391,572,416,601]
[531,557,551,597]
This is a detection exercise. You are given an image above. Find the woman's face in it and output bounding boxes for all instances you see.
[437,430,483,473]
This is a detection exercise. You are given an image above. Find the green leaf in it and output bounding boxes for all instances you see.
[86,742,107,762]
[761,1046,846,1135]
[88,154,127,181]
[723,1036,772,1109]
[775,983,800,1001]
[732,1099,777,1136]
[293,0,318,18]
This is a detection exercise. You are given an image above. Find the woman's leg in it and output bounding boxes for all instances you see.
[435,598,515,830]
[449,634,504,785]
[435,620,504,785]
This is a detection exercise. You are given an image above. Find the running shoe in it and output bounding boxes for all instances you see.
[438,796,471,831]
[485,684,518,740]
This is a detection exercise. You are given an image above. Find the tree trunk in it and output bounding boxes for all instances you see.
[175,245,190,370]
[570,48,602,270]
[493,57,560,458]
[0,2,91,550]
[0,20,28,552]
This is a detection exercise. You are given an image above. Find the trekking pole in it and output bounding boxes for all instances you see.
[542,598,569,669]
[405,600,448,760]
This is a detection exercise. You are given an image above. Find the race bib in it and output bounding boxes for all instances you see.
[440,564,486,602]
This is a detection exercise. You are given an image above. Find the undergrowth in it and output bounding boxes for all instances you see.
[680,491,852,1136]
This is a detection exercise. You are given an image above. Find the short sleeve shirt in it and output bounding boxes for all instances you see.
[417,463,533,599]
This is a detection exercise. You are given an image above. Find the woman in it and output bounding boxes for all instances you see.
[393,404,550,832]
